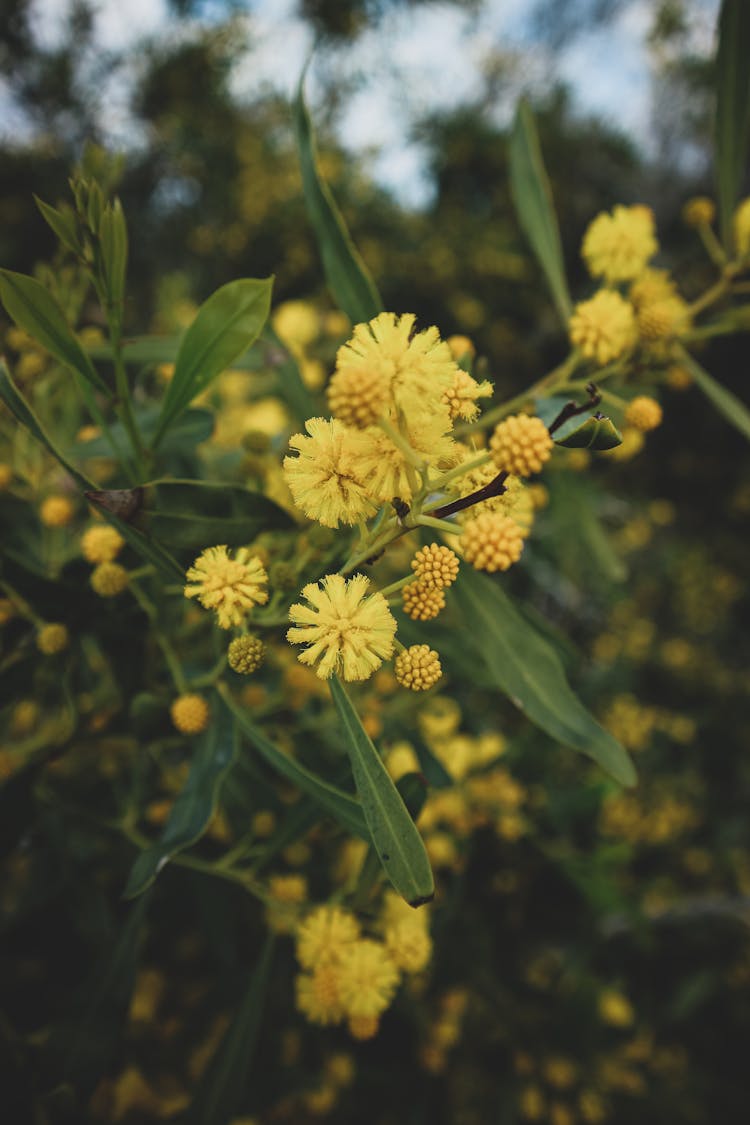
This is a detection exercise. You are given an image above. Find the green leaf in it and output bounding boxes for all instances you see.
[34,195,82,255]
[99,198,128,308]
[451,569,636,786]
[133,478,294,551]
[190,935,274,1125]
[124,697,238,898]
[678,348,750,442]
[329,677,434,907]
[218,684,369,840]
[509,99,572,325]
[0,357,95,490]
[153,277,274,448]
[75,407,214,457]
[714,0,750,248]
[0,269,109,394]
[294,72,383,324]
[553,414,622,450]
[263,324,321,422]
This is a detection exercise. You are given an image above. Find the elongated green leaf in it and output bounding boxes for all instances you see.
[133,478,294,550]
[218,685,369,840]
[124,698,238,898]
[0,357,95,490]
[83,491,185,580]
[294,74,383,324]
[451,569,636,786]
[76,407,214,457]
[190,935,274,1125]
[0,269,109,394]
[153,277,273,447]
[714,0,750,247]
[329,677,434,906]
[678,348,750,442]
[509,99,572,325]
[99,198,128,308]
[34,195,82,255]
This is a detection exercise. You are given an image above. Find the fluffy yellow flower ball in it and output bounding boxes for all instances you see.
[394,645,442,691]
[461,512,524,573]
[81,524,125,563]
[90,562,129,597]
[36,623,69,655]
[581,204,658,282]
[40,495,75,528]
[170,694,210,735]
[489,414,553,477]
[401,581,446,622]
[682,196,715,228]
[569,290,637,365]
[625,395,663,432]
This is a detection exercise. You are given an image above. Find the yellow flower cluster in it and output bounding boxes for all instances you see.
[569,289,637,364]
[629,270,690,340]
[40,495,75,528]
[91,561,129,597]
[461,512,525,572]
[411,543,459,587]
[490,415,553,477]
[81,524,125,563]
[582,204,658,283]
[682,196,715,228]
[402,580,446,621]
[36,623,69,655]
[625,395,663,432]
[170,694,210,735]
[227,634,265,674]
[184,545,268,629]
[394,644,442,691]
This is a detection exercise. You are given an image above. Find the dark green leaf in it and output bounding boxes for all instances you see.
[190,935,274,1125]
[134,478,294,551]
[451,569,636,786]
[714,0,750,247]
[153,277,273,447]
[329,676,434,906]
[218,684,369,840]
[263,324,321,422]
[294,73,383,324]
[678,348,750,442]
[34,195,82,255]
[509,99,572,325]
[554,414,622,450]
[75,407,214,458]
[0,269,109,394]
[124,697,238,898]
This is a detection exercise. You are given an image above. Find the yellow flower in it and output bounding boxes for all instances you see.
[733,196,750,257]
[36,623,69,655]
[0,463,12,489]
[268,874,308,904]
[625,395,663,432]
[461,512,524,572]
[283,418,376,528]
[347,413,458,504]
[598,989,635,1027]
[227,635,265,674]
[394,645,442,691]
[296,964,345,1026]
[90,561,129,597]
[411,543,459,588]
[81,524,125,563]
[441,368,493,422]
[581,204,658,282]
[40,495,75,528]
[296,905,360,969]
[385,920,432,973]
[446,334,475,360]
[184,546,268,629]
[348,1014,379,1040]
[329,312,458,428]
[287,574,397,681]
[569,289,637,365]
[170,694,210,734]
[335,939,399,1019]
[273,299,319,350]
[490,415,553,477]
[402,580,446,621]
[682,196,715,228]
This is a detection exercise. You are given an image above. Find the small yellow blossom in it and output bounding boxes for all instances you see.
[385,920,432,973]
[296,964,344,1026]
[490,414,553,477]
[91,562,129,597]
[582,204,658,282]
[348,1014,379,1039]
[569,289,637,365]
[81,524,125,563]
[287,574,397,681]
[733,196,750,257]
[461,512,524,572]
[446,334,475,360]
[402,580,446,621]
[283,418,376,527]
[170,694,210,734]
[441,368,493,422]
[251,810,276,837]
[625,395,663,432]
[666,364,692,390]
[227,635,265,674]
[0,598,15,625]
[602,426,645,462]
[36,623,69,655]
[682,196,715,227]
[394,645,442,691]
[325,1053,355,1087]
[598,989,635,1027]
[347,412,458,504]
[336,939,399,1019]
[184,546,268,629]
[385,742,421,780]
[411,543,459,588]
[296,905,360,972]
[268,874,308,904]
[40,495,75,528]
[273,299,319,349]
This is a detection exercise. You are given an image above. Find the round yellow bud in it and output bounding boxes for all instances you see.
[327,365,389,428]
[36,623,69,655]
[446,335,475,360]
[40,495,75,528]
[625,395,662,432]
[268,874,308,904]
[395,645,442,692]
[170,694,210,734]
[411,543,459,589]
[81,524,125,563]
[682,196,715,228]
[90,562,129,597]
[598,989,635,1027]
[402,581,446,622]
[666,364,692,391]
[490,414,553,477]
[227,634,265,674]
[461,512,524,572]
[348,1014,379,1040]
[252,810,276,837]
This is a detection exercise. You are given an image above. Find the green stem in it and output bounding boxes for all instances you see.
[128,577,188,693]
[414,514,460,535]
[377,575,413,599]
[108,312,146,477]
[697,223,727,269]
[688,273,734,319]
[456,350,581,436]
[377,416,425,470]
